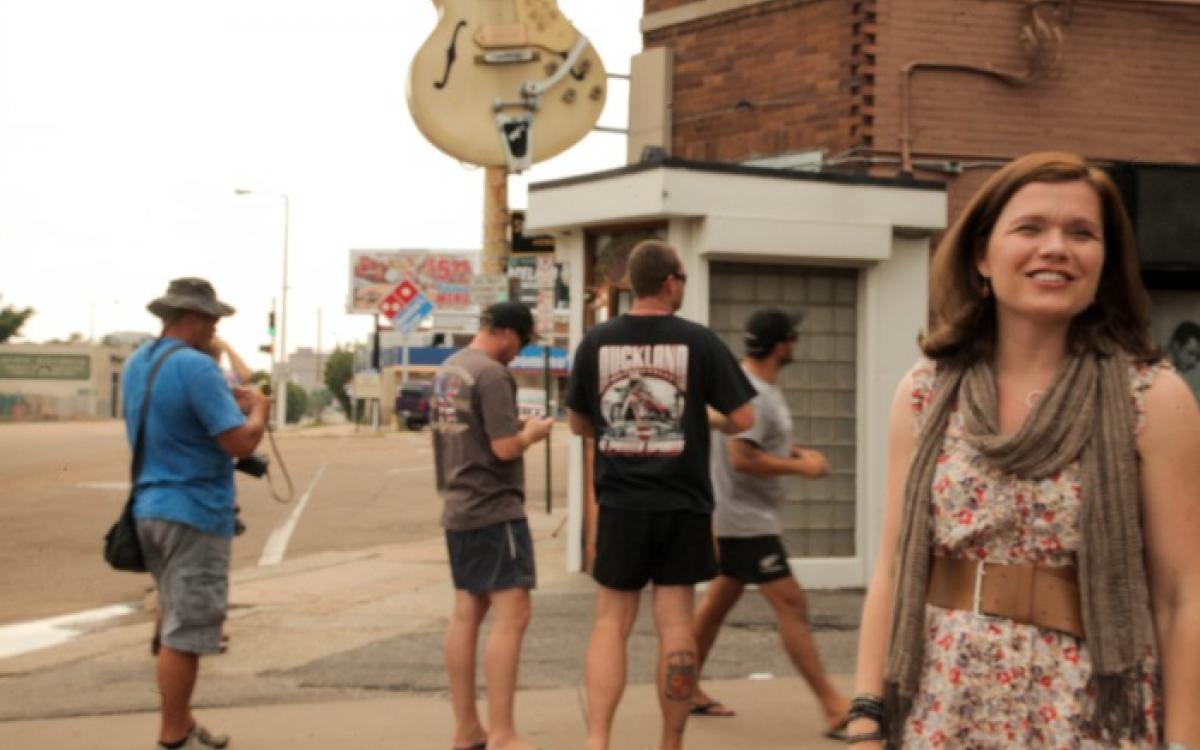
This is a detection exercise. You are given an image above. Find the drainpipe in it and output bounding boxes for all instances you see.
[899,61,1028,175]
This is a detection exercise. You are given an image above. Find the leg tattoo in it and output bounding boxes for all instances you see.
[664,650,697,702]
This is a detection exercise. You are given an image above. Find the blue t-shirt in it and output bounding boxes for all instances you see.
[123,337,246,537]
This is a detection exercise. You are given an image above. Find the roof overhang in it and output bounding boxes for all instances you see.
[526,158,948,248]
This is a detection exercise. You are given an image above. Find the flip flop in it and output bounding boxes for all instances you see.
[689,700,736,717]
[451,743,485,750]
[823,714,852,741]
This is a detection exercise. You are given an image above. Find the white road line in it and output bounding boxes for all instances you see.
[258,464,327,567]
[0,604,137,660]
[75,481,131,490]
[383,466,429,476]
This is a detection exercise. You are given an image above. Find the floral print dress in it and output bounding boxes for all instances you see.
[901,359,1165,750]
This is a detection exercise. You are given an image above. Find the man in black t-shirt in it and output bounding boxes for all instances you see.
[566,240,757,750]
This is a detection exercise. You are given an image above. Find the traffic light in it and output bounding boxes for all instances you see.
[259,344,273,354]
[267,311,276,338]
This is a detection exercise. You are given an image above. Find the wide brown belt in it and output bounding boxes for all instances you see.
[926,556,1085,640]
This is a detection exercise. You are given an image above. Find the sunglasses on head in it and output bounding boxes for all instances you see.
[669,270,688,283]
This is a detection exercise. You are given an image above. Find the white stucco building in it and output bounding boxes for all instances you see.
[526,157,946,588]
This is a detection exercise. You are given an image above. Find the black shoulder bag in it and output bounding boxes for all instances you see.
[103,342,185,572]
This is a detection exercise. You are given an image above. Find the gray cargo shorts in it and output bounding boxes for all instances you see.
[136,518,231,655]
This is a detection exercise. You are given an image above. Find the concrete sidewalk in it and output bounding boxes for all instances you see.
[0,508,862,749]
[0,676,855,750]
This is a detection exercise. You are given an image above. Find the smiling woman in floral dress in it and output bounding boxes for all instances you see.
[845,152,1200,749]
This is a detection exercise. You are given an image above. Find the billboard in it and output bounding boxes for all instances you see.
[0,353,90,380]
[348,251,474,314]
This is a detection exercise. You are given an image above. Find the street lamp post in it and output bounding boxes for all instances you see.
[235,188,290,432]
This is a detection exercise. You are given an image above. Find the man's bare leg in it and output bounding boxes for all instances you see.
[690,575,744,713]
[652,585,697,750]
[445,590,490,750]
[759,576,850,728]
[156,645,198,744]
[483,587,534,750]
[585,585,640,750]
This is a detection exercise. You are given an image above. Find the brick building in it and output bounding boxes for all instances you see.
[527,0,1200,582]
[640,0,1200,214]
[634,0,1200,351]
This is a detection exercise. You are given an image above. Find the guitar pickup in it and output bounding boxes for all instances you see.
[476,49,539,65]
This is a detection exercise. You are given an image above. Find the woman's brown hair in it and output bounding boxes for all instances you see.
[921,151,1158,365]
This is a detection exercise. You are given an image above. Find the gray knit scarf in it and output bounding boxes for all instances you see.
[883,351,1158,746]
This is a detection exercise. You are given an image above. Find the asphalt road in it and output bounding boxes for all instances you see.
[0,419,867,723]
[0,419,566,626]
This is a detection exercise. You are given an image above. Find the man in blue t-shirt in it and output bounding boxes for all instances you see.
[123,278,270,750]
[566,240,757,750]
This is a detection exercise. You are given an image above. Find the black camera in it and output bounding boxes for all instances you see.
[235,453,269,477]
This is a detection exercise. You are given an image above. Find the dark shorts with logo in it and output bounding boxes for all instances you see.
[445,518,536,596]
[592,506,718,591]
[717,535,792,584]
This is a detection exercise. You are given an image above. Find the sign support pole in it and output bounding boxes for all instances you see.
[371,315,381,432]
[401,331,411,390]
[483,167,509,275]
[544,343,552,515]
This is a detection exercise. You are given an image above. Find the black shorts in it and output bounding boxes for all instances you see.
[446,518,536,595]
[717,535,792,584]
[592,506,718,591]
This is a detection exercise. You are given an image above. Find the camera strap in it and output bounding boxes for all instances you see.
[262,426,295,503]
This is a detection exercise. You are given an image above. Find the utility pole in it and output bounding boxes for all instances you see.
[316,307,323,391]
[235,188,290,432]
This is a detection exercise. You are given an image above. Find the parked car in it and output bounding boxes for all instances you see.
[395,381,432,430]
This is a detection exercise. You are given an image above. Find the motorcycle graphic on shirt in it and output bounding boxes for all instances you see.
[596,344,688,456]
[431,365,472,436]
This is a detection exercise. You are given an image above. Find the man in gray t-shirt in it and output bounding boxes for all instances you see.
[691,309,851,740]
[429,301,553,750]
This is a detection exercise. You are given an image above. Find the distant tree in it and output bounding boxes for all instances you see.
[324,348,354,417]
[0,297,33,343]
[307,387,333,418]
[286,382,308,424]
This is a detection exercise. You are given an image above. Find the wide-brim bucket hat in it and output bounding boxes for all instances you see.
[147,277,236,319]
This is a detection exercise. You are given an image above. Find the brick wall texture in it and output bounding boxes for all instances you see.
[644,0,866,162]
[643,0,1200,215]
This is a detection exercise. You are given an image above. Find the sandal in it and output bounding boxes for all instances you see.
[689,700,736,717]
[823,713,852,741]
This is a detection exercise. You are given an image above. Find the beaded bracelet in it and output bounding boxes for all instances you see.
[848,693,886,727]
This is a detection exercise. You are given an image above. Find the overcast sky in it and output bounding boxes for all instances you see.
[0,0,642,368]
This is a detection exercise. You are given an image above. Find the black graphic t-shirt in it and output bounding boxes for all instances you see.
[566,314,756,513]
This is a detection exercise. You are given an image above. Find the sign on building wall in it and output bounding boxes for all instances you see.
[0,354,91,380]
[470,274,510,306]
[1151,289,1200,401]
[508,257,569,309]
[347,251,474,314]
[510,210,555,252]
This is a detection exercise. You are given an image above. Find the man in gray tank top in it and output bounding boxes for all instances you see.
[692,308,852,740]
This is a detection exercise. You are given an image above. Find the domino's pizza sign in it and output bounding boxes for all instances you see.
[379,278,434,333]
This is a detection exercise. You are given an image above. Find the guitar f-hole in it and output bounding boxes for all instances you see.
[434,20,469,90]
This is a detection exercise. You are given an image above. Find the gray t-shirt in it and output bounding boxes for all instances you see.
[431,348,525,531]
[711,369,792,537]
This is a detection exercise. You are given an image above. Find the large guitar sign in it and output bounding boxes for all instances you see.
[408,0,607,172]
